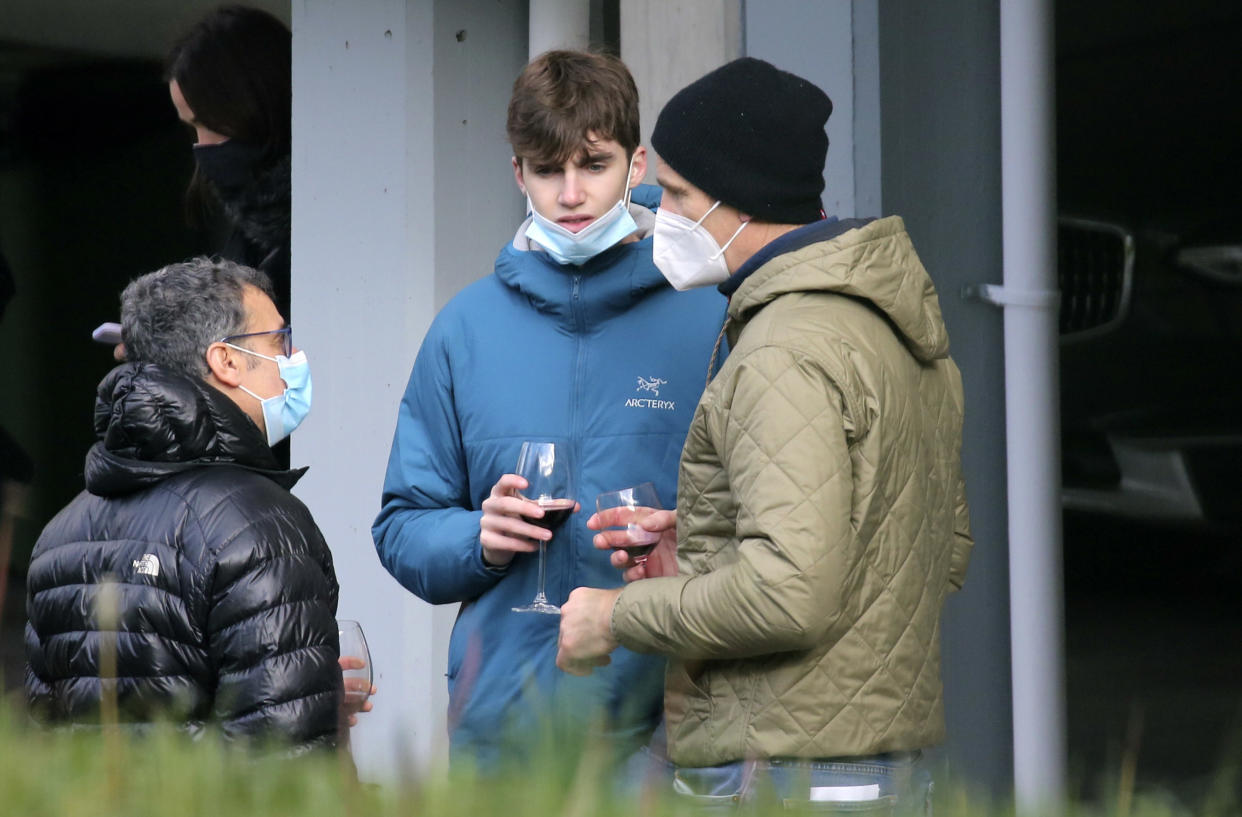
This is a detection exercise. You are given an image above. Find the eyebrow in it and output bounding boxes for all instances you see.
[578,151,614,165]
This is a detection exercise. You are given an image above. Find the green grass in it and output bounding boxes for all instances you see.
[0,699,1237,817]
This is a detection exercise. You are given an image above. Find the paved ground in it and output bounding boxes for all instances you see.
[1063,512,1242,809]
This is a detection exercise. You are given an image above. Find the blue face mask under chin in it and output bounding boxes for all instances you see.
[522,153,640,266]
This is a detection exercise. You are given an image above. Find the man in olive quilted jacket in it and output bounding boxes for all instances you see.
[557,58,972,812]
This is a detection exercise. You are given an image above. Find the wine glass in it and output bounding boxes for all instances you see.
[595,482,663,565]
[511,441,575,615]
[337,619,373,707]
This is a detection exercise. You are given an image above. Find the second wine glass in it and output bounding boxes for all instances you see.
[595,482,663,565]
[511,441,575,615]
[337,619,373,707]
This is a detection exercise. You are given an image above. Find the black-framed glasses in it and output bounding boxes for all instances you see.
[220,326,292,358]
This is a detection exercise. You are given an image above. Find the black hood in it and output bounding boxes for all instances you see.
[84,362,305,497]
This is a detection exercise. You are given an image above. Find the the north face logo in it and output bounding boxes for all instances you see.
[132,553,160,577]
[636,376,667,397]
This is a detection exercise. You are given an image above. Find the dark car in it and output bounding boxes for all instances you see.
[1057,10,1242,525]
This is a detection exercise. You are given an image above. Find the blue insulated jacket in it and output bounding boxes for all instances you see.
[373,188,725,765]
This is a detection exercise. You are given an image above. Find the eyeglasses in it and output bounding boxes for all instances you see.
[220,326,293,358]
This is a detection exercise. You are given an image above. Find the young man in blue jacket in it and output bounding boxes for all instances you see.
[372,51,724,770]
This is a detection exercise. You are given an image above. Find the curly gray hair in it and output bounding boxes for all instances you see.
[120,257,276,378]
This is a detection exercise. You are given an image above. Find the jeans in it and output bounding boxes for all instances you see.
[670,753,932,815]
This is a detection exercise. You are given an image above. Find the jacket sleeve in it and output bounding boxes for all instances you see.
[207,512,342,749]
[371,324,506,605]
[613,347,861,660]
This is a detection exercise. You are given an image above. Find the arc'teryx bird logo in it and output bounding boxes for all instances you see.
[636,376,667,397]
[626,376,675,410]
[132,553,160,577]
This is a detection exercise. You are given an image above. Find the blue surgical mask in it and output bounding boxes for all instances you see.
[226,345,313,446]
[523,153,640,266]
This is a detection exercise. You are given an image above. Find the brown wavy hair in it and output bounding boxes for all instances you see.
[506,50,640,166]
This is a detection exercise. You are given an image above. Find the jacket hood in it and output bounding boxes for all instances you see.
[728,215,951,362]
[85,362,305,497]
[495,184,671,326]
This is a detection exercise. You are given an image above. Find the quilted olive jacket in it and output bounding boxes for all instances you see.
[612,216,972,766]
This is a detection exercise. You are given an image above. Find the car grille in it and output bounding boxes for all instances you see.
[1058,217,1134,338]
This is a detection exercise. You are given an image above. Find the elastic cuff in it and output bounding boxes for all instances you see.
[609,588,624,644]
[478,546,510,574]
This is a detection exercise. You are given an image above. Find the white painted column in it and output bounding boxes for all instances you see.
[1000,0,1067,810]
[528,0,588,57]
[620,0,741,181]
[292,0,527,780]
[743,0,861,217]
[291,0,442,778]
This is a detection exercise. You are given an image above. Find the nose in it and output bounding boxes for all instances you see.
[558,169,586,208]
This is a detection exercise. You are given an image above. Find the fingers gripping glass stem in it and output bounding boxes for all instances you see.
[511,441,575,615]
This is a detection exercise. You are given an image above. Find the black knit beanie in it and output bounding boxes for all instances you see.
[652,57,832,224]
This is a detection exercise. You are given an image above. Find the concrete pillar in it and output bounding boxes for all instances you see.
[529,0,589,57]
[620,0,741,181]
[291,0,526,779]
[878,0,1015,795]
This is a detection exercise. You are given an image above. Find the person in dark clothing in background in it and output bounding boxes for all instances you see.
[1,250,35,623]
[165,5,292,317]
[0,250,34,497]
[24,257,364,749]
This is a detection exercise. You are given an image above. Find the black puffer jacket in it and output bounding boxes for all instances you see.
[25,363,341,747]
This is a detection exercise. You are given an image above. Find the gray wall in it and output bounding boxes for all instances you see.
[291,0,529,779]
[744,0,879,219]
[879,0,1013,793]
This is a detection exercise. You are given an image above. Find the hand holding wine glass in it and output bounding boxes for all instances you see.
[511,441,577,615]
[594,482,664,565]
[338,620,376,727]
[588,495,678,582]
[479,473,553,567]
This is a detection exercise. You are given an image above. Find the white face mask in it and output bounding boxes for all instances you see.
[523,153,640,266]
[652,201,749,291]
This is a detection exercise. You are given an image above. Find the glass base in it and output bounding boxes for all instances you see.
[512,600,561,615]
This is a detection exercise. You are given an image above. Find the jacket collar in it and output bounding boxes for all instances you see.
[717,216,850,297]
[85,362,305,497]
[495,202,669,326]
[726,215,952,363]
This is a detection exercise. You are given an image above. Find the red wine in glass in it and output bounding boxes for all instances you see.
[512,441,575,615]
[523,498,575,532]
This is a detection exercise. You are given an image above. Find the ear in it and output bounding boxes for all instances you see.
[205,342,245,388]
[627,146,648,189]
[512,156,526,197]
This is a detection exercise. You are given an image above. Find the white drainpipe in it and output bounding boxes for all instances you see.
[528,0,589,58]
[994,0,1067,810]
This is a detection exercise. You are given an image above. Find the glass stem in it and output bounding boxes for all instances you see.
[534,537,548,603]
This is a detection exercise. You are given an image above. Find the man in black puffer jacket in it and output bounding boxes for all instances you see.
[25,257,342,749]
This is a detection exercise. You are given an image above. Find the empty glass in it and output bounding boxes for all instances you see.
[337,619,373,707]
